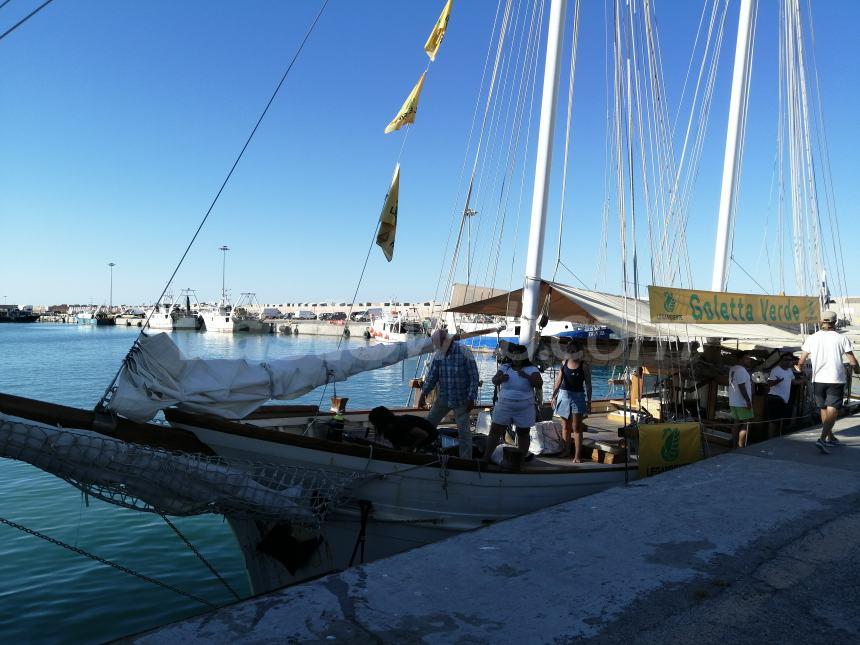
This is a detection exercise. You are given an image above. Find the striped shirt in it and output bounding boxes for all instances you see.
[421,342,479,407]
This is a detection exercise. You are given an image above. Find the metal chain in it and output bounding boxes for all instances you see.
[160,513,241,601]
[0,514,217,608]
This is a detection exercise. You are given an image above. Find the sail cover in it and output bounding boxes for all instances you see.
[447,280,804,348]
[108,332,432,422]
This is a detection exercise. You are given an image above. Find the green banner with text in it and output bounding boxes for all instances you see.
[647,286,819,324]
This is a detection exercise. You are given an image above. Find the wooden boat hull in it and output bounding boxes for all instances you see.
[166,408,634,591]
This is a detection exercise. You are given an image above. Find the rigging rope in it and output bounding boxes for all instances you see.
[0,514,219,609]
[0,0,53,42]
[97,0,331,410]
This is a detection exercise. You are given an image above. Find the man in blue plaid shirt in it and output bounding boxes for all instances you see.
[418,328,480,458]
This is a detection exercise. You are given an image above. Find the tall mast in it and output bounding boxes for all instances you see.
[711,0,755,292]
[519,0,567,346]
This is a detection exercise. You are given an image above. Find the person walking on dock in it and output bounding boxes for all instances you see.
[798,310,859,454]
[418,328,480,458]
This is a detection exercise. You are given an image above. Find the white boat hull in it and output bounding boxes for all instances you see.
[171,418,632,592]
[201,312,269,333]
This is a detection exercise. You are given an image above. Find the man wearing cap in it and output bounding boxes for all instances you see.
[798,310,859,454]
[418,328,480,458]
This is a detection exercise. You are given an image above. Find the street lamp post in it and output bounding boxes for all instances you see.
[108,262,116,311]
[219,246,230,302]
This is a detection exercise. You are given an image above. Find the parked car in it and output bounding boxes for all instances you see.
[294,310,317,320]
[319,312,334,320]
[330,311,347,321]
[350,310,368,321]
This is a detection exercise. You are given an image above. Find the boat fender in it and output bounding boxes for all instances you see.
[363,330,371,339]
[343,328,350,337]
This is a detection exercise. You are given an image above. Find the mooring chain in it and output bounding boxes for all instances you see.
[159,512,242,601]
[0,514,217,609]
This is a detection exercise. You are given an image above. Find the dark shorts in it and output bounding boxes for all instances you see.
[813,382,845,410]
[766,394,790,422]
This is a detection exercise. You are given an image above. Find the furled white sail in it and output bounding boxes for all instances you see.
[107,332,432,422]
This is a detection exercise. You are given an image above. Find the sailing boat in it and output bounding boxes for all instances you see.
[0,0,641,594]
[0,0,846,598]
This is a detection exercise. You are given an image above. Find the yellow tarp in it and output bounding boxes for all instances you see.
[638,422,702,478]
[648,286,819,325]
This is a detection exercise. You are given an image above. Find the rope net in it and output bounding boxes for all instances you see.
[0,416,360,530]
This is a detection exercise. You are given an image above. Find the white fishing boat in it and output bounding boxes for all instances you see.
[367,307,427,342]
[145,290,201,331]
[200,293,270,334]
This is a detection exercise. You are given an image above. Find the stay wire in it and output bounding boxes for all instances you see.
[160,512,242,601]
[0,514,218,609]
[0,0,53,42]
[96,0,330,409]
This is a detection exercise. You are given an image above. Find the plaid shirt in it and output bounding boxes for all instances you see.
[421,342,479,407]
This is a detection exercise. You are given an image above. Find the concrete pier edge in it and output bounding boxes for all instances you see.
[126,417,860,644]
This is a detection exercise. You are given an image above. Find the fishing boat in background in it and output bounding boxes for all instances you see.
[145,289,202,332]
[367,306,427,342]
[0,305,39,323]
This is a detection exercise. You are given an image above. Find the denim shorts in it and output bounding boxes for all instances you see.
[554,390,586,419]
[491,398,536,428]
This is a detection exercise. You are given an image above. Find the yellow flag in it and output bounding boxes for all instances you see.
[424,0,453,61]
[384,73,426,134]
[376,164,400,261]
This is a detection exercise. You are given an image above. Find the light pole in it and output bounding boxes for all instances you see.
[219,246,230,301]
[108,262,116,311]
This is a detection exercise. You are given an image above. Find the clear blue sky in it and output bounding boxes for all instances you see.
[1,0,858,308]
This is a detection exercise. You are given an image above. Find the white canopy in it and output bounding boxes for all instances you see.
[448,281,804,348]
[107,332,433,422]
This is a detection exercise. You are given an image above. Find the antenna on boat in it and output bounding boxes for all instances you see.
[519,0,567,349]
[219,245,230,302]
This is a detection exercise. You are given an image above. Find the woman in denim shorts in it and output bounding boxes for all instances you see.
[551,346,592,462]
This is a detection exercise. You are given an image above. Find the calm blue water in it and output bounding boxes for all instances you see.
[0,324,613,642]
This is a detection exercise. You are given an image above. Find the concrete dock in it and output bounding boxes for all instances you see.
[129,417,860,644]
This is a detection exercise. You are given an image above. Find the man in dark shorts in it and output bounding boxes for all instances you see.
[798,310,859,454]
[368,406,439,452]
[766,353,797,438]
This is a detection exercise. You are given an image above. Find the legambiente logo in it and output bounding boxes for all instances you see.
[663,291,677,313]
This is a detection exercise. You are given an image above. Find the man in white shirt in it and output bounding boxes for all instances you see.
[728,353,754,448]
[766,353,797,438]
[798,310,859,454]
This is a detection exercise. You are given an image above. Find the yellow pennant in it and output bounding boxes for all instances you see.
[376,164,400,262]
[424,0,453,62]
[384,73,426,134]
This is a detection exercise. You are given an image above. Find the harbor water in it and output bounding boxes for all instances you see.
[0,324,615,642]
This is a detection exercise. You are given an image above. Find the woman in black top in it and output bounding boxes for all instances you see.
[551,345,592,462]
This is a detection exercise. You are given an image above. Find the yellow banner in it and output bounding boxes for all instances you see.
[384,73,426,134]
[424,0,453,61]
[376,164,400,261]
[647,285,819,324]
[638,422,702,478]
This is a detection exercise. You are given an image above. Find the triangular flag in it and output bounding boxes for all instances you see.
[384,73,426,134]
[376,164,400,262]
[424,0,453,62]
